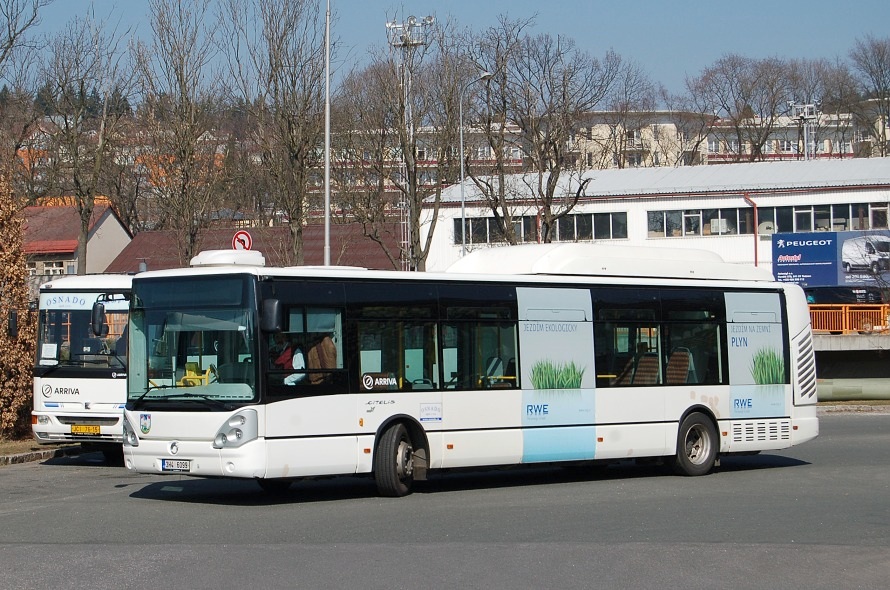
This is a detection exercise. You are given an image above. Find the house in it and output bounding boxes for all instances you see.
[24,203,132,296]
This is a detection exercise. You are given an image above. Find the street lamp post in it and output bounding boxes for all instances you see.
[459,71,492,256]
[788,99,821,160]
[386,15,435,270]
[323,0,331,266]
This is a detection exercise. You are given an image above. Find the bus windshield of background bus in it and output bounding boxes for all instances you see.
[129,281,257,404]
[37,296,128,370]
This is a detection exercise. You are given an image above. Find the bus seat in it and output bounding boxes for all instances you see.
[632,353,660,385]
[612,356,635,385]
[666,349,691,385]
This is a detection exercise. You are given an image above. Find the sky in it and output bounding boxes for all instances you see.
[33,0,890,94]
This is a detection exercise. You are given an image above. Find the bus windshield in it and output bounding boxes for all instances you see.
[36,293,128,371]
[127,276,258,407]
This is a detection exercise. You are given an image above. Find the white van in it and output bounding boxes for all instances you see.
[841,235,890,273]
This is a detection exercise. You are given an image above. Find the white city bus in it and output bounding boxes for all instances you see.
[33,274,132,462]
[121,244,818,496]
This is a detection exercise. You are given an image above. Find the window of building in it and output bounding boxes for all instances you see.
[829,204,849,230]
[850,204,869,230]
[576,214,593,240]
[44,261,65,275]
[871,203,889,229]
[814,205,831,231]
[627,129,641,147]
[683,210,701,236]
[707,138,720,153]
[556,216,574,241]
[794,206,813,232]
[775,207,794,233]
[647,211,665,237]
[473,145,489,160]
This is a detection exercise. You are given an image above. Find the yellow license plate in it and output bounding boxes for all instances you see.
[71,425,101,435]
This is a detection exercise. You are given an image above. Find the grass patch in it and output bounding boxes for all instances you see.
[529,360,585,389]
[750,348,785,385]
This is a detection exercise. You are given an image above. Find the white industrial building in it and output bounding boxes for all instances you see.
[421,158,890,273]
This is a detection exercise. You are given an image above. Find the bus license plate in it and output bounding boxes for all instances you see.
[71,425,100,435]
[161,459,191,472]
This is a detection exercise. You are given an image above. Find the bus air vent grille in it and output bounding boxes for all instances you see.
[796,332,817,400]
[731,420,791,443]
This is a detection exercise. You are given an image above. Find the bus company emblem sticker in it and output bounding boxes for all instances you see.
[420,403,442,422]
[41,384,52,398]
[140,414,151,434]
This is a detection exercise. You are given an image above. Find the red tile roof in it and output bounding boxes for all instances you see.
[104,224,402,273]
[23,205,114,255]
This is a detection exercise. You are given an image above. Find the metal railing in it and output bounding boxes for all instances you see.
[809,304,890,334]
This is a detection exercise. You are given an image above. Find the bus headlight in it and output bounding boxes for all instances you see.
[123,417,139,447]
[212,409,258,449]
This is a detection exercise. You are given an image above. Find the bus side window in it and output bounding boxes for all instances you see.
[355,320,438,391]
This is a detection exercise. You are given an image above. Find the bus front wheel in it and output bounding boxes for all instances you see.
[374,423,415,497]
[671,413,717,476]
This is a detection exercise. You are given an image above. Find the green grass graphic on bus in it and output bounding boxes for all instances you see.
[529,359,585,389]
[750,347,785,385]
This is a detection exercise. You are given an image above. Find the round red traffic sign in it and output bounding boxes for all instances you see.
[232,230,252,250]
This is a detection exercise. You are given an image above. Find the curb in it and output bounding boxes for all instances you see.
[0,445,83,467]
[818,404,890,415]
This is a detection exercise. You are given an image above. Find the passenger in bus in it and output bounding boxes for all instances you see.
[306,333,337,384]
[271,332,306,385]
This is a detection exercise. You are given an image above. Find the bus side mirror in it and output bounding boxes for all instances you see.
[7,309,17,339]
[91,302,107,337]
[261,299,282,333]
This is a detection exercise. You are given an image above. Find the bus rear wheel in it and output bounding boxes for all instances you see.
[672,412,718,476]
[374,423,415,497]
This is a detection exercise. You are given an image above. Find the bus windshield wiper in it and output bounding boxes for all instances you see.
[174,393,233,411]
[130,383,174,409]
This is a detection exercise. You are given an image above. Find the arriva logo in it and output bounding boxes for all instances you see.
[43,384,80,397]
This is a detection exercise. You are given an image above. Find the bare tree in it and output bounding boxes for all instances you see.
[506,33,619,242]
[334,16,463,271]
[0,0,53,192]
[134,0,224,263]
[222,0,327,266]
[331,61,404,269]
[786,58,859,159]
[688,54,790,162]
[0,0,49,71]
[849,35,890,157]
[464,15,533,246]
[38,11,134,273]
[586,58,659,169]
